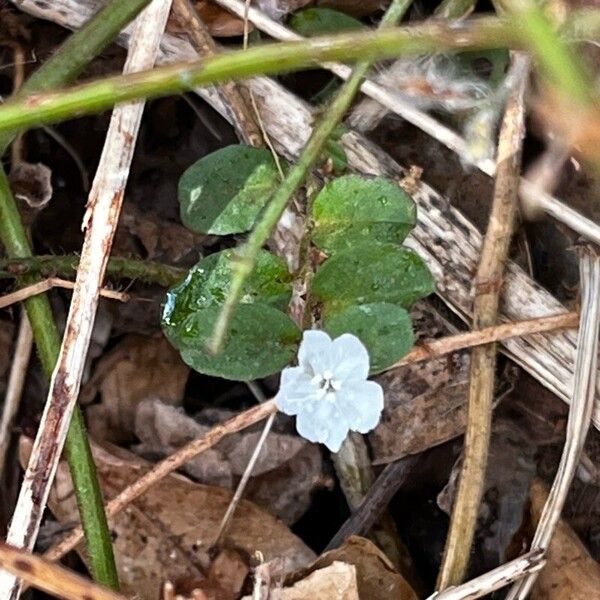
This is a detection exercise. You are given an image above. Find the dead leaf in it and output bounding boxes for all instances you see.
[83,335,189,444]
[9,161,53,208]
[290,536,418,600]
[244,562,359,600]
[529,478,600,599]
[20,437,315,599]
[134,400,327,523]
[167,1,249,37]
[438,417,537,568]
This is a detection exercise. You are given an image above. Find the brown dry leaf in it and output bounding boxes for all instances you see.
[529,478,600,599]
[9,161,53,208]
[83,335,189,444]
[167,1,249,37]
[291,536,418,600]
[243,561,359,600]
[20,437,315,599]
[134,400,327,523]
[370,305,469,464]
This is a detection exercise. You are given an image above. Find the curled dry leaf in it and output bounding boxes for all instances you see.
[83,335,189,444]
[19,437,315,599]
[134,399,327,523]
[167,1,249,37]
[9,161,53,208]
[289,536,418,600]
[528,478,600,599]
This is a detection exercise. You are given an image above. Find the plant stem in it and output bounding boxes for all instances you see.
[0,15,528,135]
[435,0,477,19]
[0,255,185,287]
[0,0,153,591]
[437,53,530,589]
[210,0,415,351]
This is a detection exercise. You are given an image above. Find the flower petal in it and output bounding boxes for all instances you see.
[335,380,384,433]
[276,366,317,415]
[330,333,370,382]
[295,397,349,452]
[298,329,334,374]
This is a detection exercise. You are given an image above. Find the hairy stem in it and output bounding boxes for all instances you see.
[0,255,185,287]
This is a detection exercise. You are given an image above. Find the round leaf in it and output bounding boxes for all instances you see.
[312,242,435,312]
[289,8,362,37]
[167,304,301,380]
[325,303,414,373]
[179,144,280,234]
[312,175,417,254]
[162,249,292,330]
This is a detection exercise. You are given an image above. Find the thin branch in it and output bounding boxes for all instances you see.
[0,255,185,286]
[0,278,129,309]
[388,311,579,371]
[437,53,530,589]
[43,400,277,563]
[0,2,173,597]
[506,246,600,599]
[0,313,32,474]
[429,550,545,600]
[326,456,418,551]
[0,543,127,600]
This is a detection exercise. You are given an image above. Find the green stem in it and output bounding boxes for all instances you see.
[210,0,414,351]
[0,255,185,287]
[0,15,526,134]
[0,0,153,589]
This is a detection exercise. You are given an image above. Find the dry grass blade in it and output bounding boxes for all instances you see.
[506,245,600,599]
[0,2,173,597]
[438,53,530,588]
[0,313,32,474]
[430,550,545,600]
[43,400,277,562]
[0,543,127,600]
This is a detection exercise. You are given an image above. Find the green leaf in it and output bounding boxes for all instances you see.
[167,304,301,380]
[289,8,363,37]
[325,303,414,373]
[312,242,435,312]
[162,249,292,330]
[179,144,280,235]
[312,175,417,254]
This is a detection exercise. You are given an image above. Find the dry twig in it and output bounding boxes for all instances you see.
[0,278,129,309]
[430,550,545,600]
[0,543,127,600]
[0,2,173,598]
[438,53,530,588]
[506,245,600,599]
[0,314,32,474]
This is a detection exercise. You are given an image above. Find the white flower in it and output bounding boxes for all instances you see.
[276,330,384,452]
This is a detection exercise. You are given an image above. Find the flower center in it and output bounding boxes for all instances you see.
[311,370,342,401]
